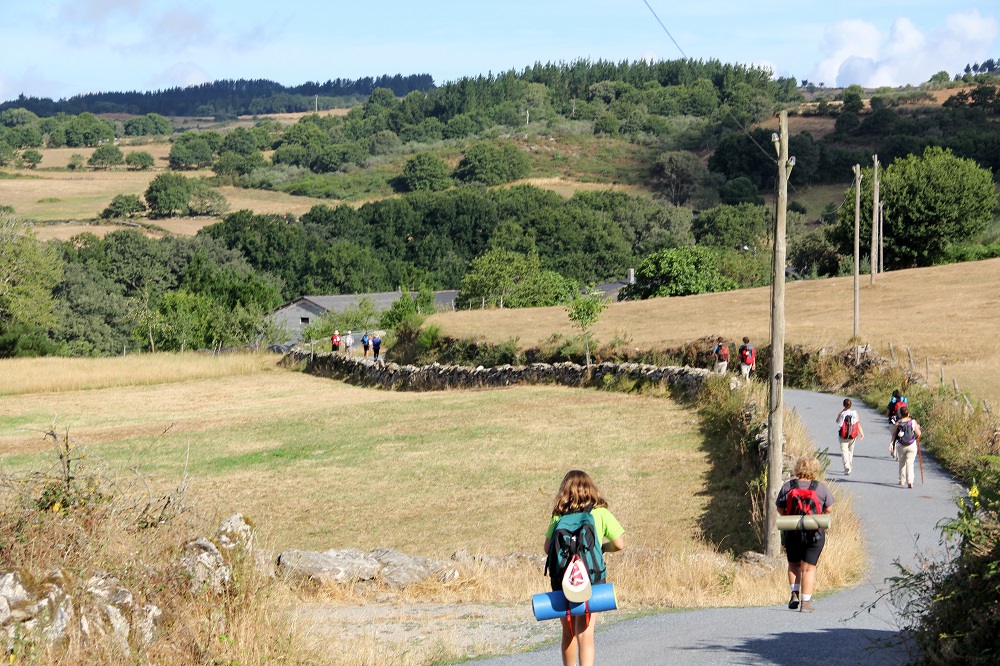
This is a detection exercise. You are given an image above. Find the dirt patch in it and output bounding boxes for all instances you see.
[294,601,551,660]
[238,108,352,125]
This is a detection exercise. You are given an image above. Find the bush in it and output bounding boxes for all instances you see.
[125,150,155,170]
[101,193,147,219]
[401,152,452,192]
[452,142,529,185]
[620,246,738,299]
[88,143,125,169]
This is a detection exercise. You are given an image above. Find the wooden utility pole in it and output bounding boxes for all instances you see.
[765,110,791,559]
[870,156,879,284]
[853,164,862,339]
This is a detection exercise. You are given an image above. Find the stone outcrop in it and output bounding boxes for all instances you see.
[281,351,712,396]
[277,547,460,588]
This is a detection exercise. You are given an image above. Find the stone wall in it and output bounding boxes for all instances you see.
[280,351,713,395]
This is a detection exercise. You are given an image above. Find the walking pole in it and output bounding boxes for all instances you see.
[917,435,925,485]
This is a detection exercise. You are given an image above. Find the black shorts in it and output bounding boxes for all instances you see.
[782,530,825,566]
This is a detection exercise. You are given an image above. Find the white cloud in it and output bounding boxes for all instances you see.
[809,10,999,87]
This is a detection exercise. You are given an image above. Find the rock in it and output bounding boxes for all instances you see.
[86,574,134,609]
[0,570,31,604]
[370,547,458,588]
[132,604,162,647]
[276,548,380,585]
[254,549,276,578]
[181,537,232,594]
[216,513,254,552]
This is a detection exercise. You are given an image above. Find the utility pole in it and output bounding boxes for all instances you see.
[870,156,879,284]
[853,164,863,339]
[765,111,794,558]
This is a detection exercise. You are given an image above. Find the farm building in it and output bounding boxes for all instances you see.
[270,290,458,342]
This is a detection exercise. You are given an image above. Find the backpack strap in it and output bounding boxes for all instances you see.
[808,480,819,491]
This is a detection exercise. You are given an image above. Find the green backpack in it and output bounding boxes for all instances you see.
[544,510,607,591]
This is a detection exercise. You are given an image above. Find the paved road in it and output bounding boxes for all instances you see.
[479,389,961,665]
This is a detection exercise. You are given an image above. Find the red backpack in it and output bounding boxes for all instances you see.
[786,479,822,516]
[740,345,755,365]
[839,414,859,439]
[717,345,729,362]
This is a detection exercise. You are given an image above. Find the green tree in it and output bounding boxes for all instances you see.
[144,172,191,218]
[0,216,63,331]
[67,153,85,170]
[88,143,125,169]
[719,177,764,205]
[619,246,737,299]
[187,180,230,217]
[21,149,42,169]
[125,151,155,170]
[651,151,708,205]
[841,84,865,114]
[453,142,530,185]
[566,290,608,368]
[455,248,573,309]
[402,153,452,192]
[169,133,215,170]
[831,146,998,268]
[101,194,147,219]
[692,203,771,250]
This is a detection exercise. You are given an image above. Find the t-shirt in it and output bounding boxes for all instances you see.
[776,478,835,514]
[545,507,624,546]
[837,409,860,439]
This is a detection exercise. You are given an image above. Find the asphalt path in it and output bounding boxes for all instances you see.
[479,388,962,665]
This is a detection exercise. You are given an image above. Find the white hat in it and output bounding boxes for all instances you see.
[561,556,593,603]
[334,330,339,335]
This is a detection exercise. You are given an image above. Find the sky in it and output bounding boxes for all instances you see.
[1,0,998,102]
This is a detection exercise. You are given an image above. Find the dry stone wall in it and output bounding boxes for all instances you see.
[281,351,713,395]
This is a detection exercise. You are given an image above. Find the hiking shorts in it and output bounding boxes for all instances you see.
[782,530,825,566]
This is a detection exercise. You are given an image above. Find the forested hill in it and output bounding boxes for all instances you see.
[0,74,436,119]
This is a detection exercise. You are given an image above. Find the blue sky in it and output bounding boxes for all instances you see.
[2,0,998,102]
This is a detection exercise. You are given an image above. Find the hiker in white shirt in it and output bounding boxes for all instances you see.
[835,398,865,475]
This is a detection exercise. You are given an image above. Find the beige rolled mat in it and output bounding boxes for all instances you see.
[776,514,832,531]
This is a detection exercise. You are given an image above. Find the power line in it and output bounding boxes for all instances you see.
[641,0,687,60]
[640,1,777,165]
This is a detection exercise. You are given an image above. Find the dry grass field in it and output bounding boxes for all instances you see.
[0,354,862,611]
[516,176,643,198]
[427,258,1000,406]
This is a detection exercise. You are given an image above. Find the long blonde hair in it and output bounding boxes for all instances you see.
[553,470,609,516]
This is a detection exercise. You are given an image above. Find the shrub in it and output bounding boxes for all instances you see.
[101,193,147,219]
[88,143,125,169]
[125,150,156,170]
[401,152,452,192]
[452,142,529,185]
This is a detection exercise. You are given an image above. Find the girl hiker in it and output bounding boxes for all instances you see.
[776,457,834,613]
[890,405,922,488]
[835,398,864,475]
[544,471,625,666]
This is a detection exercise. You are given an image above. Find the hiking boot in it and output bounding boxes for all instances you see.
[788,592,800,610]
[800,600,815,613]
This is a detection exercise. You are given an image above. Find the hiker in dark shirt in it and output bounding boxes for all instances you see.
[776,456,834,613]
[372,333,382,360]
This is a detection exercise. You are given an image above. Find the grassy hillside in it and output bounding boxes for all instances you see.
[428,257,1000,405]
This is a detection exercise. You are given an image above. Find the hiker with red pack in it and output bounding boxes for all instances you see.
[712,337,730,375]
[738,336,756,379]
[776,457,834,613]
[886,389,908,425]
[543,470,625,666]
[835,398,865,475]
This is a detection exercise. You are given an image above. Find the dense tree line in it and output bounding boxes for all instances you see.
[0,75,436,119]
[0,227,287,357]
[200,185,695,300]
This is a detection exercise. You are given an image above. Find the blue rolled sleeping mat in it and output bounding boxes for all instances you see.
[532,583,618,621]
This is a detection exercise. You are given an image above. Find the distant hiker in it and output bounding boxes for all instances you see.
[738,337,756,379]
[544,470,625,666]
[344,330,355,356]
[890,404,922,489]
[777,456,834,613]
[712,337,730,375]
[372,333,382,360]
[886,390,908,425]
[361,331,371,358]
[835,398,865,475]
[331,330,341,353]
